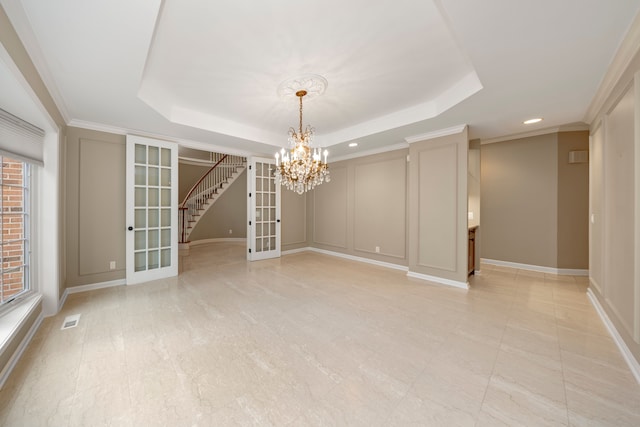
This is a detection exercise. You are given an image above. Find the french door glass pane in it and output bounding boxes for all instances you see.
[161,249,171,267]
[132,143,173,274]
[149,146,159,165]
[161,148,171,167]
[161,209,171,226]
[134,209,145,228]
[148,209,159,227]
[134,252,146,272]
[135,231,146,250]
[135,145,146,163]
[148,167,159,186]
[135,166,146,185]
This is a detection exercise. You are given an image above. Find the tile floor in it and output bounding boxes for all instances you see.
[1,242,640,426]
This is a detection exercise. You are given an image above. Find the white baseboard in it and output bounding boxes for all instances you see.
[189,238,246,247]
[57,288,68,313]
[64,279,126,296]
[587,288,640,384]
[406,271,469,290]
[0,297,43,389]
[302,247,409,272]
[281,247,311,256]
[282,246,468,290]
[481,258,588,276]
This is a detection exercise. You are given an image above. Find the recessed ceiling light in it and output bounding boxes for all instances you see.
[523,118,543,124]
[348,142,358,147]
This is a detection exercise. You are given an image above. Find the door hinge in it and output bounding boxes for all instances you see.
[249,192,252,197]
[248,248,252,253]
[249,221,252,226]
[249,165,252,170]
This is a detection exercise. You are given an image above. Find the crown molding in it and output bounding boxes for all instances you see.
[331,142,408,163]
[1,0,71,123]
[480,123,589,145]
[404,124,467,144]
[584,10,640,124]
[67,119,253,157]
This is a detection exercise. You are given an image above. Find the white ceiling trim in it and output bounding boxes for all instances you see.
[405,124,467,144]
[1,0,70,124]
[0,41,57,132]
[480,123,590,145]
[331,142,409,163]
[584,10,640,124]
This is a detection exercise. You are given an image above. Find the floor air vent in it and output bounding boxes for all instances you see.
[61,314,81,330]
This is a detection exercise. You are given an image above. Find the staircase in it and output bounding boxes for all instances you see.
[179,154,246,244]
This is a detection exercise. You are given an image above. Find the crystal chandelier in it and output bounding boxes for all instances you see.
[275,90,330,194]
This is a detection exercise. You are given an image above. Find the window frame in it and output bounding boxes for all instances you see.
[0,156,33,313]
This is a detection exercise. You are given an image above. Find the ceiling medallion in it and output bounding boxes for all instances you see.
[275,87,330,194]
[277,74,328,101]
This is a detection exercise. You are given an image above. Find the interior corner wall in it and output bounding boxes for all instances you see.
[308,149,409,266]
[179,162,247,241]
[65,126,126,287]
[408,130,469,284]
[557,131,589,269]
[481,133,559,268]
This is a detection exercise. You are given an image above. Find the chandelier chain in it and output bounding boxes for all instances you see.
[299,92,303,134]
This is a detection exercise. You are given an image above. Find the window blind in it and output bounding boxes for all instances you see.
[0,108,44,166]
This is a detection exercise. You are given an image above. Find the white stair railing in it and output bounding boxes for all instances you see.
[179,154,246,243]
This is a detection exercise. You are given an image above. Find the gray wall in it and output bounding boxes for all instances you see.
[480,131,589,270]
[481,133,559,267]
[65,127,126,287]
[308,149,410,266]
[557,131,589,269]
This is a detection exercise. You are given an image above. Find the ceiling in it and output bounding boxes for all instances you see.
[2,0,640,159]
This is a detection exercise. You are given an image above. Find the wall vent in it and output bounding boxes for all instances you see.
[61,314,81,330]
[568,150,588,164]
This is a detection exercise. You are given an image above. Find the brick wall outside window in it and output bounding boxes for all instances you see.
[1,157,28,304]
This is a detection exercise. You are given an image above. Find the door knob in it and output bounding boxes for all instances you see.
[128,226,133,231]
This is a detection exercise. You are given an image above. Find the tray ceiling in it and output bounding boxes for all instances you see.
[4,0,640,158]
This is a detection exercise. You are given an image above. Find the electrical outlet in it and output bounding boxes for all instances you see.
[229,229,233,234]
[109,261,116,270]
[375,246,380,253]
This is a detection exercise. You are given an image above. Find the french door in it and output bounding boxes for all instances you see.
[125,135,178,284]
[247,157,281,261]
